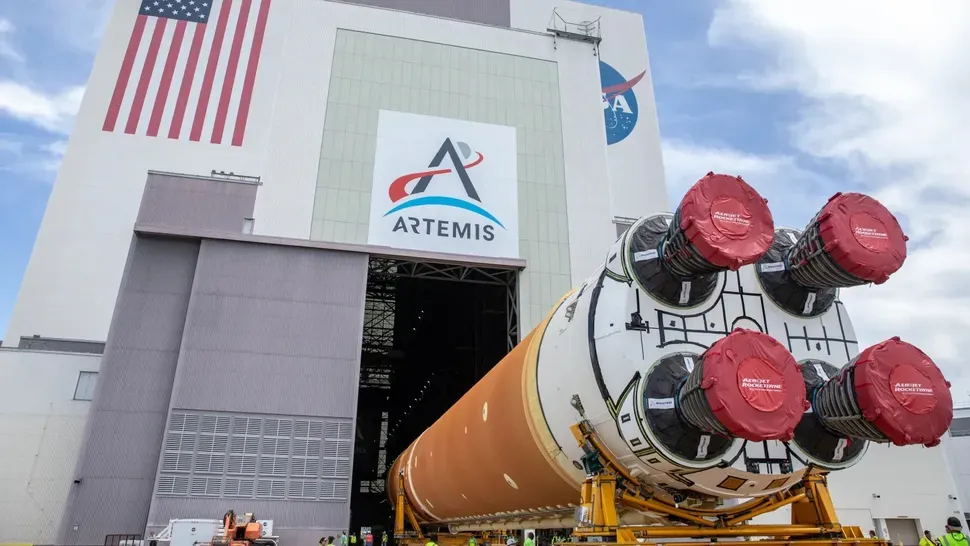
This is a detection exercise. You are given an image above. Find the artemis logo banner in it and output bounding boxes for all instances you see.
[368,111,519,259]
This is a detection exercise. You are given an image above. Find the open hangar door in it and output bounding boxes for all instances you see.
[350,257,520,535]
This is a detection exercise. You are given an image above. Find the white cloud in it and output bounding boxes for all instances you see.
[0,18,23,62]
[0,82,85,134]
[701,0,970,405]
[662,140,839,226]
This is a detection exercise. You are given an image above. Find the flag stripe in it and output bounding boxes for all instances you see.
[103,14,148,132]
[148,20,187,137]
[126,17,169,134]
[232,0,271,146]
[168,22,206,140]
[190,0,234,142]
[212,0,252,144]
[105,0,268,147]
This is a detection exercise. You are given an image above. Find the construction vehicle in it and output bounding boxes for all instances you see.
[210,511,277,546]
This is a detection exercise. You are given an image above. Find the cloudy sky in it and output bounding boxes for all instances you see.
[0,0,967,405]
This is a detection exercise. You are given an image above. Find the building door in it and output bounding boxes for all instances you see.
[886,518,920,546]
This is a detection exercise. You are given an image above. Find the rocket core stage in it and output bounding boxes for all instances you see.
[387,173,954,530]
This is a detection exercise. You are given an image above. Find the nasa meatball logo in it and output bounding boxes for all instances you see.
[383,137,504,241]
[600,61,647,145]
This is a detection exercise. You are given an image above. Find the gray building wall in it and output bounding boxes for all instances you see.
[137,172,258,234]
[59,238,201,545]
[339,0,510,27]
[146,241,368,542]
[62,171,370,545]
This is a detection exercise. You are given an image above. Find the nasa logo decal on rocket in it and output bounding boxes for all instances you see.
[600,61,647,145]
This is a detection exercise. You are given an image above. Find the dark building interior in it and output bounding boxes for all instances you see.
[350,259,515,534]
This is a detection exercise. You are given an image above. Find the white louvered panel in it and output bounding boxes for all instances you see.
[321,458,351,478]
[293,438,307,457]
[256,479,286,499]
[169,413,186,432]
[224,478,256,497]
[216,416,231,434]
[230,435,260,455]
[264,418,292,437]
[199,434,229,453]
[173,476,190,495]
[162,451,193,473]
[296,420,310,438]
[201,415,218,433]
[158,475,190,496]
[194,453,226,474]
[279,419,293,437]
[228,454,258,475]
[184,414,200,432]
[233,416,262,436]
[334,481,349,500]
[336,442,351,458]
[290,456,320,477]
[318,480,337,499]
[165,431,196,452]
[293,438,321,457]
[262,437,291,456]
[296,420,324,439]
[259,456,287,476]
[324,421,352,440]
[309,421,323,439]
[239,479,255,497]
[288,480,319,499]
[191,477,222,497]
[157,475,175,494]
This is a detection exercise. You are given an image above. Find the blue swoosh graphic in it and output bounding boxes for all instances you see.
[384,196,506,229]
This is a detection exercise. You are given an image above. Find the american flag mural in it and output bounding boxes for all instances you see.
[103,0,272,146]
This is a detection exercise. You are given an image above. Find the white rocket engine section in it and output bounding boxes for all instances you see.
[533,173,953,503]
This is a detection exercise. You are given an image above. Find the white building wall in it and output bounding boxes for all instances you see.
[4,0,631,346]
[945,407,970,523]
[754,439,968,538]
[0,349,101,544]
[512,0,670,220]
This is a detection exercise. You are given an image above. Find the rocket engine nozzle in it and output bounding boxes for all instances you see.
[812,338,953,447]
[660,173,775,278]
[787,192,908,289]
[676,328,809,442]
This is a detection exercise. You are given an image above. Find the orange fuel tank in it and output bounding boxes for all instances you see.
[387,300,578,523]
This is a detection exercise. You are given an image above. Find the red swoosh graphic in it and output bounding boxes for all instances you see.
[388,152,484,203]
[602,70,646,101]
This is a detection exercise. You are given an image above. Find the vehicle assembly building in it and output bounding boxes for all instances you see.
[0,0,966,545]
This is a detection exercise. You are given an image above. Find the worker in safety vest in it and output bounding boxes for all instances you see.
[921,530,940,546]
[469,536,477,546]
[941,517,968,546]
[382,532,388,546]
[523,533,535,546]
[341,533,348,546]
[351,534,358,546]
[426,534,439,546]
